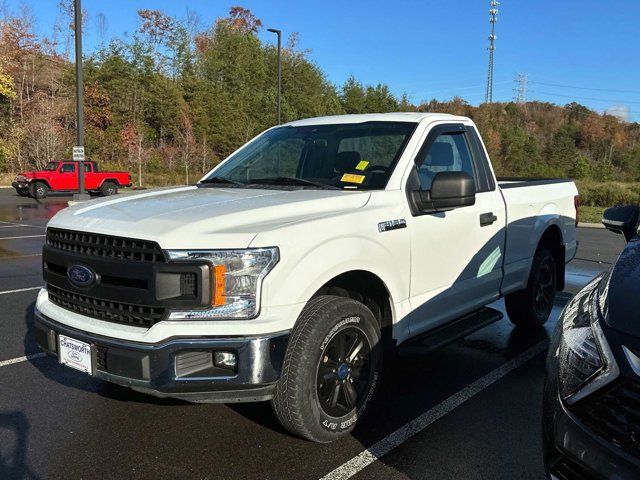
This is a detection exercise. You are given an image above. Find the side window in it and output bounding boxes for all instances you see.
[415,133,475,191]
[60,163,76,174]
[84,163,93,172]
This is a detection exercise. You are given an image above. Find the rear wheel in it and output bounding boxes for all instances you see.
[505,248,556,327]
[100,181,118,196]
[29,181,48,199]
[271,295,382,442]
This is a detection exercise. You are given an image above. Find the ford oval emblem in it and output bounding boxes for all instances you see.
[67,265,95,287]
[69,351,82,362]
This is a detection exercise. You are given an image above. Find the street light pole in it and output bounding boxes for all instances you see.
[267,28,281,125]
[73,0,89,201]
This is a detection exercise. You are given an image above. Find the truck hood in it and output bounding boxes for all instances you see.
[48,185,371,249]
[19,171,50,178]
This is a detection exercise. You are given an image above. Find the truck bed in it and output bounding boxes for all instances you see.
[497,176,579,296]
[497,177,574,189]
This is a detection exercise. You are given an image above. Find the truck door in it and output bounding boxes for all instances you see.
[57,162,78,190]
[82,162,97,189]
[406,123,506,336]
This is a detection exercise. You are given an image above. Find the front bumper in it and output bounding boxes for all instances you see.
[34,309,289,403]
[12,181,28,190]
[543,376,640,479]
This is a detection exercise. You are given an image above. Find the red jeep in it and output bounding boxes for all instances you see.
[12,161,132,199]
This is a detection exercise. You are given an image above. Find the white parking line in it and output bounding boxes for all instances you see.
[3,253,43,259]
[320,340,548,480]
[0,234,45,240]
[0,352,46,368]
[0,286,41,295]
[0,224,45,229]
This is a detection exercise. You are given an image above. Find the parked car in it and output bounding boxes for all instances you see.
[543,204,640,479]
[12,161,131,198]
[34,113,578,442]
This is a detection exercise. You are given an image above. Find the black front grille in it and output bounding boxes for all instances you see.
[47,284,165,328]
[46,228,165,263]
[550,458,597,480]
[578,380,640,457]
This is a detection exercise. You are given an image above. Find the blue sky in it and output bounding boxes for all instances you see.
[7,0,640,121]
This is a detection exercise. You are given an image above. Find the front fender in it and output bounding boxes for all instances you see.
[259,234,409,311]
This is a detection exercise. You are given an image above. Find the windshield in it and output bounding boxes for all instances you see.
[43,162,59,171]
[203,121,417,190]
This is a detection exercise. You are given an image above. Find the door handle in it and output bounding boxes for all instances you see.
[479,212,498,227]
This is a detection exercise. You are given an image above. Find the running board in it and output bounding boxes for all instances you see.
[398,307,504,357]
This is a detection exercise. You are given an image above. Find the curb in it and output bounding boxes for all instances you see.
[578,222,604,229]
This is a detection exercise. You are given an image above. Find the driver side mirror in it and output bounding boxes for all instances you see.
[411,171,476,214]
[602,205,640,243]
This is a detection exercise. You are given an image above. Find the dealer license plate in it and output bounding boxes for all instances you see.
[58,335,93,375]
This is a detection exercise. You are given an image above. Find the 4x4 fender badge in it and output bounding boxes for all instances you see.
[378,219,406,233]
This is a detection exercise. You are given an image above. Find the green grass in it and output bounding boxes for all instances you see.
[580,205,605,224]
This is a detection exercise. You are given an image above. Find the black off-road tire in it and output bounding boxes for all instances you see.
[272,295,382,443]
[29,181,48,199]
[505,248,557,327]
[16,188,29,197]
[100,181,118,196]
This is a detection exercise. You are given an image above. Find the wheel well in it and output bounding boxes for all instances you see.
[101,179,119,187]
[313,271,394,350]
[31,179,50,188]
[537,225,565,291]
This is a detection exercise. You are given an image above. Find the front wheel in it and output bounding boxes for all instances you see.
[272,295,382,442]
[505,248,556,327]
[29,181,48,199]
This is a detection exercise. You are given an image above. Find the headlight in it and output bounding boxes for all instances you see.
[558,275,619,404]
[165,248,279,319]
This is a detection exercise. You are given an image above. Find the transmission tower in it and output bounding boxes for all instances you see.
[484,0,499,103]
[514,73,528,103]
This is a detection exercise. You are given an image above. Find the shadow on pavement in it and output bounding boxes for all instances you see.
[0,411,41,480]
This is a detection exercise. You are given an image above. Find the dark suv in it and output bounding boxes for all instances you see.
[543,205,640,479]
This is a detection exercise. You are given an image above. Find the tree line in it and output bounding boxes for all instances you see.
[0,4,639,186]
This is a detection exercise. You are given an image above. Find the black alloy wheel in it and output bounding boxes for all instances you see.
[534,262,555,319]
[316,326,372,418]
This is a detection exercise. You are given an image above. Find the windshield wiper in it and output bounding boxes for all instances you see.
[249,177,339,190]
[198,176,245,187]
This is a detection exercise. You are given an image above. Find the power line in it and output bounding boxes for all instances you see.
[529,80,640,95]
[424,80,511,95]
[484,0,500,104]
[534,90,640,105]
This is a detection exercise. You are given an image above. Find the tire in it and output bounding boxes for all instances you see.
[29,181,48,199]
[100,181,118,196]
[272,295,382,443]
[16,188,29,197]
[505,248,556,327]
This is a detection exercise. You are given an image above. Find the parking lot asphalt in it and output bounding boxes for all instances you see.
[0,189,626,480]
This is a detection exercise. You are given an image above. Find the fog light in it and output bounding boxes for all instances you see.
[214,351,236,369]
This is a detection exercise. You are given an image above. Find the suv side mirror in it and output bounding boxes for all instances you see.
[411,171,476,214]
[602,205,640,243]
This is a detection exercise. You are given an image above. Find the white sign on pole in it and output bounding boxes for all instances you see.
[72,146,85,161]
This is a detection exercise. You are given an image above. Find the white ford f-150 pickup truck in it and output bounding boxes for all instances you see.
[34,113,579,442]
